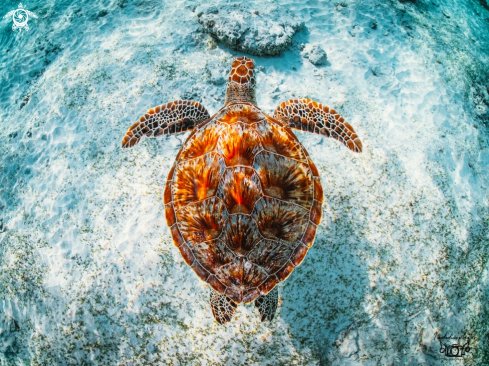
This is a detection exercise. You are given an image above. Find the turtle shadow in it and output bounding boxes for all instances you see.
[280,206,370,364]
[425,145,489,361]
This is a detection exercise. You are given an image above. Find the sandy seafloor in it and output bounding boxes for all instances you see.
[1,0,489,364]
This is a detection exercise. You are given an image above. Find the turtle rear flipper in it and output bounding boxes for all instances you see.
[254,287,278,322]
[121,100,210,148]
[210,289,237,324]
[273,98,363,153]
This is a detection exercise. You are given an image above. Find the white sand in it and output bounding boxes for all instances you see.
[1,0,488,364]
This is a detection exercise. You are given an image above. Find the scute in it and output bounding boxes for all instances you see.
[243,263,269,289]
[253,151,313,209]
[215,257,269,302]
[175,197,228,247]
[172,152,225,209]
[166,103,322,304]
[254,119,308,162]
[216,122,262,167]
[291,243,308,267]
[221,214,261,255]
[217,167,262,214]
[218,104,264,125]
[216,257,245,288]
[192,239,235,274]
[178,122,224,161]
[310,200,322,225]
[165,202,176,226]
[259,274,280,295]
[251,196,309,243]
[276,261,296,282]
[247,239,296,274]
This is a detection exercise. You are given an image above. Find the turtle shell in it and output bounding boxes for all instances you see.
[164,103,323,303]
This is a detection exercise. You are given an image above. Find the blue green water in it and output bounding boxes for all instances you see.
[1,0,488,364]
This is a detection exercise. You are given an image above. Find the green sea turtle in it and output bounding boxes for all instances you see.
[121,56,362,324]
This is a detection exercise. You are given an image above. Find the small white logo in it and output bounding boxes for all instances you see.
[3,3,38,32]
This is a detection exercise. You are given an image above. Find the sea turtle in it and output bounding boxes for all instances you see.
[121,56,362,324]
[2,3,37,32]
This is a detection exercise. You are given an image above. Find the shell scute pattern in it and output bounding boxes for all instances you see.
[302,223,317,248]
[291,244,309,267]
[172,153,226,208]
[176,197,229,246]
[255,119,308,162]
[218,104,264,125]
[216,122,262,167]
[220,215,262,255]
[193,239,235,274]
[166,104,323,303]
[247,239,295,273]
[165,202,177,226]
[252,151,313,210]
[178,123,224,161]
[217,167,262,215]
[251,197,309,243]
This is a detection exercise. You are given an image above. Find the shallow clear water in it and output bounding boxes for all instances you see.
[1,0,488,364]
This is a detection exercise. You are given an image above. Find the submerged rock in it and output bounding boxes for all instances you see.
[197,5,304,56]
[302,44,327,65]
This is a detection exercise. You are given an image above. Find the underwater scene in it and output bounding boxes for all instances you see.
[1,0,489,364]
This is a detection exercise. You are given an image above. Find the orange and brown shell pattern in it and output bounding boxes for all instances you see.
[164,102,322,304]
[121,56,362,308]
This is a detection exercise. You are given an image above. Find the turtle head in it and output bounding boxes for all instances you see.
[224,56,257,105]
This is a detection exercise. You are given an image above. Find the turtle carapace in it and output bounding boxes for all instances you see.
[121,57,362,324]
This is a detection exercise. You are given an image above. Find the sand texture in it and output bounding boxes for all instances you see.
[0,0,489,364]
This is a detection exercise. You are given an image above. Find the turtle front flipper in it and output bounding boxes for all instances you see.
[121,100,210,148]
[254,287,278,322]
[273,98,363,153]
[210,289,237,325]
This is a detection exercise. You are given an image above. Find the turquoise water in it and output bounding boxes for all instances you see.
[1,0,488,364]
